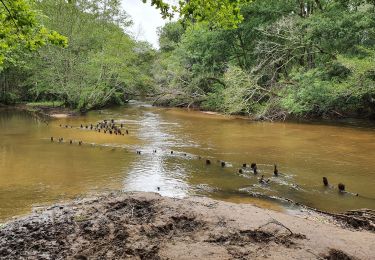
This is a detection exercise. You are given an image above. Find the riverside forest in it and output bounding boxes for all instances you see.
[0,1,375,259]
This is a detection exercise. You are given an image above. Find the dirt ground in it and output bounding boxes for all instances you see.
[0,192,374,260]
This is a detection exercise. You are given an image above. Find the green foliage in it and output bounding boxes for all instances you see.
[146,0,252,28]
[143,0,171,19]
[179,24,232,74]
[222,65,260,115]
[282,49,375,116]
[158,22,185,52]
[200,85,225,111]
[2,0,375,119]
[281,70,336,116]
[0,0,67,70]
[1,0,156,110]
[177,0,251,29]
[301,2,375,55]
[26,101,63,107]
[154,0,375,119]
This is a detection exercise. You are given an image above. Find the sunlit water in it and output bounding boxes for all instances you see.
[1,102,375,220]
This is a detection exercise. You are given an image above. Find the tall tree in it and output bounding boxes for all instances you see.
[153,0,375,119]
[0,0,67,70]
[27,0,155,111]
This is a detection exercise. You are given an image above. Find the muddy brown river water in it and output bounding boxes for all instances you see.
[1,102,375,220]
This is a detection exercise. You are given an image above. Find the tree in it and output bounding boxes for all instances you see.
[158,22,185,52]
[26,0,155,111]
[0,0,67,70]
[145,0,252,28]
[154,0,375,119]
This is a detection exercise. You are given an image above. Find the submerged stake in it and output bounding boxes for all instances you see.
[338,183,345,192]
[250,163,256,169]
[274,164,279,176]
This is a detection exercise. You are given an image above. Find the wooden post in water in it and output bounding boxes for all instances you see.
[274,164,279,176]
[338,183,345,192]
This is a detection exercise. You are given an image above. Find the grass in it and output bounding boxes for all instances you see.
[26,101,64,107]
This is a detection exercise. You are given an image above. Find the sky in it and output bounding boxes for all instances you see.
[121,0,173,49]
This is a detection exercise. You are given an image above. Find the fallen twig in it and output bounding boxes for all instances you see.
[257,216,293,236]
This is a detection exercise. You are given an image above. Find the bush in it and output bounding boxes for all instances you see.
[282,51,375,117]
[0,92,19,105]
[201,90,225,111]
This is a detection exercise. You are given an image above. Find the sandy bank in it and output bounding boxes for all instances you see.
[14,104,78,118]
[0,192,374,260]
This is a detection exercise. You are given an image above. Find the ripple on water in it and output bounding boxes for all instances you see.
[1,104,375,221]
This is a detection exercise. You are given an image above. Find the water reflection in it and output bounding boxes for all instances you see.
[1,103,375,221]
[123,111,190,197]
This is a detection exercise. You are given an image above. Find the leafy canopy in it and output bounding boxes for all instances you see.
[144,0,251,28]
[0,0,67,70]
[153,0,375,119]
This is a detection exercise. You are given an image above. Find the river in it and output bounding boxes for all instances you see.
[1,101,374,220]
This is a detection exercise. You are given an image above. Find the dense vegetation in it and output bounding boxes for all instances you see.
[154,0,375,119]
[0,0,154,111]
[1,0,375,119]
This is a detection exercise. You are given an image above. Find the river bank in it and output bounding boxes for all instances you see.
[1,192,374,259]
[16,103,78,118]
[5,101,375,124]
